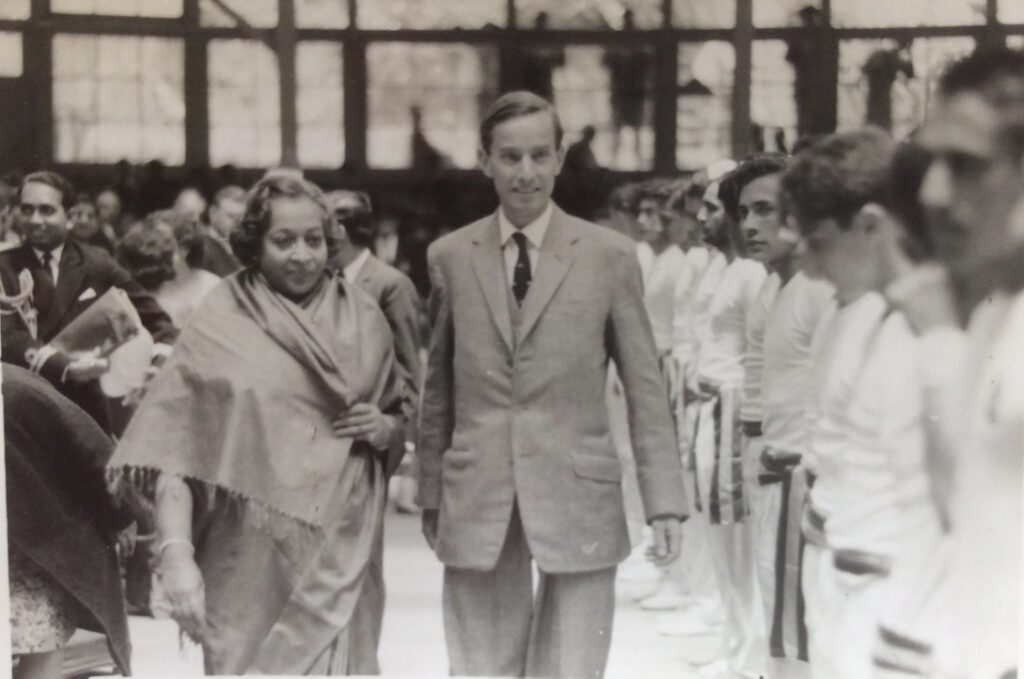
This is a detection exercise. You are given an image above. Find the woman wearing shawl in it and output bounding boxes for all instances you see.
[108,175,409,674]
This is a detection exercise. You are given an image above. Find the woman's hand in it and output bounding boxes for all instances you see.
[333,403,392,450]
[159,545,206,642]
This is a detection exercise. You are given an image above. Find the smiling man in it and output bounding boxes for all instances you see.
[417,91,686,677]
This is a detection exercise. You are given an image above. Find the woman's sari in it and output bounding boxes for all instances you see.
[108,269,407,674]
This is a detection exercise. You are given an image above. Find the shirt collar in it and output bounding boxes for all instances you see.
[343,247,372,282]
[498,202,553,251]
[33,242,64,268]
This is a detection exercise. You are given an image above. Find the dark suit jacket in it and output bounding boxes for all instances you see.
[198,232,240,277]
[4,364,132,674]
[0,240,177,429]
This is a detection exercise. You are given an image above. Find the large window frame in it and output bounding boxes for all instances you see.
[1,0,1020,177]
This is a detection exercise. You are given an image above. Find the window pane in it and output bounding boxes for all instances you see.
[297,41,343,168]
[1009,35,1024,49]
[832,0,985,27]
[0,32,22,77]
[517,0,662,29]
[673,0,734,28]
[208,39,281,167]
[837,37,974,138]
[1000,0,1024,22]
[367,43,499,169]
[201,0,277,27]
[0,0,30,20]
[541,45,654,170]
[361,0,505,29]
[53,34,185,163]
[296,0,348,28]
[754,0,821,27]
[677,41,732,170]
[52,0,183,17]
[751,41,796,151]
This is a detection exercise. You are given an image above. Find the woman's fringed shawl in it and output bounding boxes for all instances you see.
[108,269,398,536]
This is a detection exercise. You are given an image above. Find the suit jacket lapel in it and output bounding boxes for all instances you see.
[43,242,87,338]
[470,214,514,354]
[518,206,578,346]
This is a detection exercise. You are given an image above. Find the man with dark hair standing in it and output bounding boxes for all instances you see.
[199,184,244,276]
[417,91,685,677]
[0,171,177,432]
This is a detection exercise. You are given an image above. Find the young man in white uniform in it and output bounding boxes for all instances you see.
[733,154,836,679]
[898,48,1024,679]
[689,167,769,677]
[781,131,896,678]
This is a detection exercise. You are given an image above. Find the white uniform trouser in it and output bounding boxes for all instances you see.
[803,542,890,679]
[694,394,766,677]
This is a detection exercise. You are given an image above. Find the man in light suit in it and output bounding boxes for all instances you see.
[417,91,686,678]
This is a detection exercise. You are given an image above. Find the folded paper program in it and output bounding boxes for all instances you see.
[51,287,141,358]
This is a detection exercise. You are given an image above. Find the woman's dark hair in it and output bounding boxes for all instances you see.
[147,209,205,269]
[117,220,177,291]
[229,175,342,268]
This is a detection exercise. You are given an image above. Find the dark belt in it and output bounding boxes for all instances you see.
[833,549,892,577]
[758,447,802,486]
[741,420,763,438]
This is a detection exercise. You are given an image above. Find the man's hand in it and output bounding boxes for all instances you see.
[116,521,138,559]
[65,355,110,383]
[421,508,440,551]
[333,403,392,450]
[646,517,682,567]
[159,545,206,643]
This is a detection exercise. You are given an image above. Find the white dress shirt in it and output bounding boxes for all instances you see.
[671,247,712,364]
[696,257,768,388]
[806,291,888,517]
[760,272,836,454]
[498,203,552,291]
[343,247,372,283]
[33,243,64,284]
[740,272,781,424]
[640,244,688,354]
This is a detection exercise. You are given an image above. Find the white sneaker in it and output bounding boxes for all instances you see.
[639,579,689,610]
[616,552,660,584]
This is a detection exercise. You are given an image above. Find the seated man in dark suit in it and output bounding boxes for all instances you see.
[0,171,177,432]
[198,185,244,277]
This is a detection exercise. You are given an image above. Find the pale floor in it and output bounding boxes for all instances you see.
[125,511,719,677]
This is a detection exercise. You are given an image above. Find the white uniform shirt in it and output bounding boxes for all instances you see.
[740,272,781,425]
[805,291,888,514]
[696,257,767,388]
[641,244,688,354]
[760,272,836,455]
[824,311,944,556]
[937,291,1024,675]
[671,246,712,364]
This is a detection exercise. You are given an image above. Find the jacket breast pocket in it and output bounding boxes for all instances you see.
[571,451,622,484]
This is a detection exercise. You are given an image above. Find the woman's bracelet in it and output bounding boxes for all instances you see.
[157,538,195,557]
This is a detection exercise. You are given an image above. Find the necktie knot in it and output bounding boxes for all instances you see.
[510,232,531,306]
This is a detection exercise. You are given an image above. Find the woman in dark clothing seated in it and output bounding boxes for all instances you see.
[4,363,135,679]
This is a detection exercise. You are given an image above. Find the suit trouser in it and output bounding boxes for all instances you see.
[442,504,617,678]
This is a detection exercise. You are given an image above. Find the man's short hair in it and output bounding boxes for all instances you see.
[938,47,1024,161]
[884,142,934,263]
[608,182,641,213]
[780,128,896,234]
[21,171,76,211]
[479,91,564,154]
[327,189,375,249]
[720,153,788,222]
[635,178,676,214]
